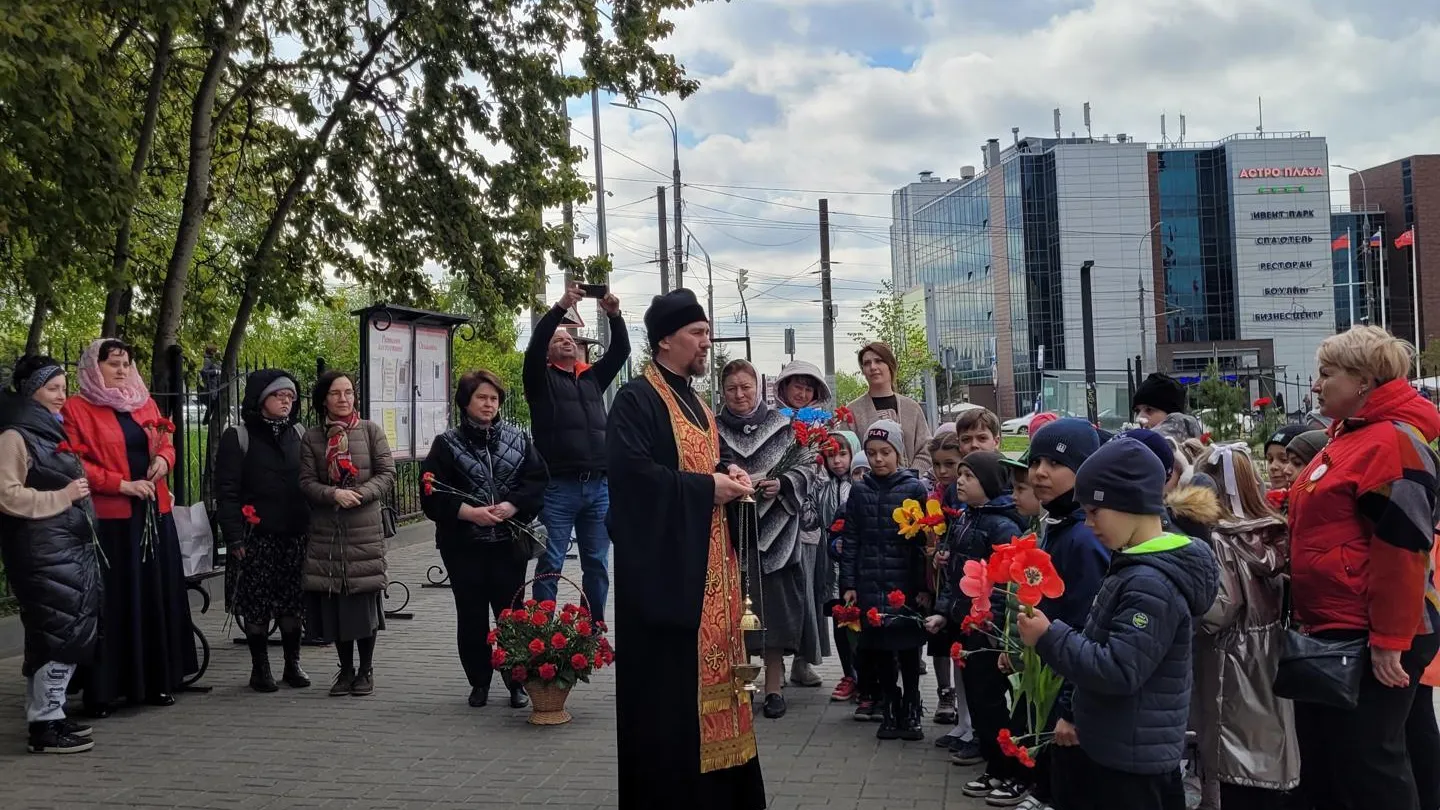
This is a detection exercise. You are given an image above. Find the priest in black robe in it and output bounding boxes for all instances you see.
[607,289,767,810]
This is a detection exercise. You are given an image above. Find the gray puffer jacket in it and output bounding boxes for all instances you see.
[298,419,396,595]
[1036,533,1219,775]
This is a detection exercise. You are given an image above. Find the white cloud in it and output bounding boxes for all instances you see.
[527,0,1440,384]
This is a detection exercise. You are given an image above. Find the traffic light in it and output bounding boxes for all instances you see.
[736,268,749,295]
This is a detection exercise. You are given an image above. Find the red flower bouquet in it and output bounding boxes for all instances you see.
[494,598,611,692]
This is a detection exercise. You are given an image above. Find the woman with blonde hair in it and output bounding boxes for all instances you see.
[1190,443,1298,810]
[1289,325,1440,810]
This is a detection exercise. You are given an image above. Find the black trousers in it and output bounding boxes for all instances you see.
[439,541,527,693]
[1409,685,1440,810]
[1295,632,1440,810]
[1051,745,1184,810]
[961,648,1016,776]
[1219,784,1290,810]
[856,646,921,700]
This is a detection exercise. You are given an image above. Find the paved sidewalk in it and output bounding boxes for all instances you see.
[0,533,989,809]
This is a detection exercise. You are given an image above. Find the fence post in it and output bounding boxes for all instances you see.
[168,344,187,505]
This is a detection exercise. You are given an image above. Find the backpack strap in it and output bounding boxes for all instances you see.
[233,423,249,456]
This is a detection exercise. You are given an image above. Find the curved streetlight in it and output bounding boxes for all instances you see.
[612,95,684,289]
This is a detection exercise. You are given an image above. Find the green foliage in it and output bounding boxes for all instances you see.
[847,279,937,399]
[1191,362,1247,442]
[1420,337,1440,377]
[833,371,866,406]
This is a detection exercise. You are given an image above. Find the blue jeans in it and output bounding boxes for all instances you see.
[534,476,611,622]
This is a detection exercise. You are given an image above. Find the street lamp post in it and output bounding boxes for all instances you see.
[1333,164,1382,327]
[683,227,716,406]
[614,96,684,290]
[1137,220,1163,371]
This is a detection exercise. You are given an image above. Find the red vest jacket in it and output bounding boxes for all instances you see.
[61,395,175,520]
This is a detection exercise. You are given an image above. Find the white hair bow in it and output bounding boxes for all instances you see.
[1207,441,1251,517]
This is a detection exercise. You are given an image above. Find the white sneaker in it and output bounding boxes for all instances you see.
[1014,798,1054,810]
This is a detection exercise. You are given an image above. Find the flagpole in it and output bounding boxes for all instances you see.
[1347,225,1356,327]
[1379,225,1389,330]
[1411,227,1422,378]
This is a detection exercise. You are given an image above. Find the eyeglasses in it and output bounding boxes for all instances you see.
[270,391,297,401]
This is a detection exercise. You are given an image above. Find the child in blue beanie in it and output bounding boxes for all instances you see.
[1017,438,1220,810]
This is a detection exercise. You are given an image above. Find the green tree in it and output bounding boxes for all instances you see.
[1191,362,1246,441]
[1420,336,1440,377]
[847,279,936,399]
[833,371,866,405]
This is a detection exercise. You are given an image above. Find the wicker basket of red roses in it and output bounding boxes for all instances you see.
[492,573,613,725]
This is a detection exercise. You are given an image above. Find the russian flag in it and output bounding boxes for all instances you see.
[1369,229,1383,248]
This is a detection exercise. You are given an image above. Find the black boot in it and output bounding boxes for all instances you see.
[899,691,925,741]
[876,689,902,740]
[509,682,530,709]
[247,633,278,693]
[280,629,310,688]
[27,721,93,754]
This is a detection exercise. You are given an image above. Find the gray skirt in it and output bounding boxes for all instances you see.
[744,561,822,662]
[305,591,385,643]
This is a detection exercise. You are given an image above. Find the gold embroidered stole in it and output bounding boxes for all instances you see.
[644,364,758,773]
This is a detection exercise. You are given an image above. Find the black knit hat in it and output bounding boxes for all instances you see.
[644,288,708,352]
[1264,424,1309,454]
[958,451,1010,501]
[1132,372,1188,416]
[1029,417,1101,473]
[1076,437,1167,516]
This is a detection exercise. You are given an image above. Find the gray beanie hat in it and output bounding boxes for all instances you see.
[1286,430,1328,467]
[259,375,297,403]
[864,418,905,460]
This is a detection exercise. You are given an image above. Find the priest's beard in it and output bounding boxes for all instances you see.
[659,349,707,378]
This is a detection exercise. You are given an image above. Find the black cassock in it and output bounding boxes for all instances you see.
[606,364,766,810]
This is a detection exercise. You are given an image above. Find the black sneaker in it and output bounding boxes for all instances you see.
[27,721,94,754]
[985,780,1032,807]
[899,693,924,741]
[762,693,787,719]
[876,694,901,740]
[963,774,1004,798]
[853,698,880,722]
[950,739,984,766]
[933,687,958,724]
[57,718,93,739]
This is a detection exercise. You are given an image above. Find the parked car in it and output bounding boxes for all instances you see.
[1002,412,1037,435]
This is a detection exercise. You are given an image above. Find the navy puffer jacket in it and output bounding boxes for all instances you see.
[1036,534,1220,775]
[839,469,931,635]
[936,494,1026,622]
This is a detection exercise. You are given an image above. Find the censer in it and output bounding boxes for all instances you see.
[731,492,764,694]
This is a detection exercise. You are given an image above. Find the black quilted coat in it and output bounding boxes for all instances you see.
[839,468,932,650]
[420,419,548,548]
[0,396,101,676]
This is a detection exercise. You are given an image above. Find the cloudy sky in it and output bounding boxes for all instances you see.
[528,0,1440,379]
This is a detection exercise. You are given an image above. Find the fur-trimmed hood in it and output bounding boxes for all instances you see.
[1166,483,1222,540]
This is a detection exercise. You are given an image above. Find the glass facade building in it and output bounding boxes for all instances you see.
[1154,149,1237,343]
[1330,210,1379,331]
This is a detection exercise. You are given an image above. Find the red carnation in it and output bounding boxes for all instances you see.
[538,663,557,681]
[524,598,538,608]
[1266,488,1288,509]
[528,638,546,656]
[570,653,589,670]
[339,458,358,476]
[593,654,605,669]
[490,648,506,667]
[998,728,1018,757]
[538,599,556,612]
[532,611,550,626]
[829,518,844,533]
[550,632,568,650]
[512,609,529,624]
[576,620,593,637]
[511,665,527,682]
[1200,431,1213,445]
[886,590,907,609]
[422,472,435,496]
[487,629,499,645]
[576,605,591,617]
[835,406,854,424]
[498,608,513,622]
[950,642,967,668]
[1254,396,1273,409]
[865,607,883,627]
[241,504,260,525]
[560,611,576,625]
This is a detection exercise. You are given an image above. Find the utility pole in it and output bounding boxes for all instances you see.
[590,87,614,404]
[819,198,836,397]
[673,154,683,289]
[1080,260,1099,425]
[736,268,752,360]
[657,186,670,294]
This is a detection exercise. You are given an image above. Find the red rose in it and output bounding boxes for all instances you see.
[524,599,538,608]
[498,608,513,622]
[570,653,589,670]
[512,609,529,624]
[865,607,882,627]
[532,611,550,626]
[886,590,906,609]
[486,629,499,645]
[593,654,604,669]
[576,621,592,637]
[560,611,576,625]
[538,599,556,612]
[490,648,506,667]
[538,663,557,681]
[241,505,260,525]
[528,638,546,656]
[511,665,527,682]
[550,632,568,650]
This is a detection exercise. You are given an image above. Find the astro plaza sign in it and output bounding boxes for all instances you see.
[1237,166,1325,179]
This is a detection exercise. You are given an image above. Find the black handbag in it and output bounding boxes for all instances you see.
[1273,629,1369,710]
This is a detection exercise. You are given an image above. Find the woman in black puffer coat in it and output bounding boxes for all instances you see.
[215,368,311,693]
[839,420,932,741]
[0,356,102,754]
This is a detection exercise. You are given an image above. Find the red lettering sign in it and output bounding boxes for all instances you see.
[1237,166,1325,179]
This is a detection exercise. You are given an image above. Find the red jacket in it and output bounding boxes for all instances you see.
[61,395,175,520]
[1289,379,1440,651]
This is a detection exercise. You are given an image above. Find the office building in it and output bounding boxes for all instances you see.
[1341,155,1440,353]
[1330,207,1383,333]
[894,130,1340,417]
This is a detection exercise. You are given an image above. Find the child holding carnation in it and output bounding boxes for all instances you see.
[802,430,863,702]
[1018,437,1219,810]
[840,420,932,740]
[930,451,1026,771]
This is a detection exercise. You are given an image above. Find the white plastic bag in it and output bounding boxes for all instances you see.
[174,502,215,578]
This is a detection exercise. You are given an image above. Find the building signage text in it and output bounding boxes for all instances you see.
[1258,261,1313,270]
[1263,286,1312,296]
[1237,166,1325,179]
[1253,310,1324,322]
[1251,210,1315,220]
[1257,186,1307,194]
[1255,236,1314,245]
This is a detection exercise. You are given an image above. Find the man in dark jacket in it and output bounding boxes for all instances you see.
[524,282,629,622]
[1021,437,1219,810]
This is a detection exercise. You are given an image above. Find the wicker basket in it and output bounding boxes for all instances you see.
[527,682,573,725]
